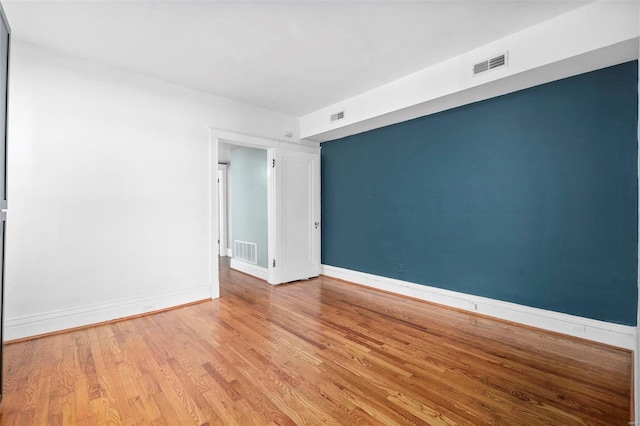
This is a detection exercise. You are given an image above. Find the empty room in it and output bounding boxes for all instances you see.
[0,1,637,425]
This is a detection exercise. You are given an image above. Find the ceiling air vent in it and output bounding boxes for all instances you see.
[330,110,345,122]
[473,52,508,76]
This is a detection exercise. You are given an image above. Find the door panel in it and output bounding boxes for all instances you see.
[0,10,7,204]
[0,3,9,404]
[273,149,320,284]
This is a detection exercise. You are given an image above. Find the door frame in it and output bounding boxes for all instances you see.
[217,164,228,257]
[209,128,320,296]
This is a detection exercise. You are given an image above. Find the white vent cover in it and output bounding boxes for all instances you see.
[473,52,508,76]
[234,240,257,264]
[330,111,345,122]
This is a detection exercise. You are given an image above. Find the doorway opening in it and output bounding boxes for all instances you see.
[219,142,269,280]
[209,128,321,299]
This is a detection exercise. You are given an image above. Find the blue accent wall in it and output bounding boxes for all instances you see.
[321,61,638,325]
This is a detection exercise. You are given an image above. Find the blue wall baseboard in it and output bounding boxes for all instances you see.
[321,61,638,326]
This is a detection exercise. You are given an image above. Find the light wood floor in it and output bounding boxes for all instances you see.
[0,258,632,425]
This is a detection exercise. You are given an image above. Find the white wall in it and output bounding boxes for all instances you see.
[5,40,300,339]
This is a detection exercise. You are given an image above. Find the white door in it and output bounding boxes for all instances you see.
[271,148,320,284]
[0,5,9,402]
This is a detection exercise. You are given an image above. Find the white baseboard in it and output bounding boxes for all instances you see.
[321,264,636,350]
[226,248,232,257]
[5,285,212,341]
[230,258,268,280]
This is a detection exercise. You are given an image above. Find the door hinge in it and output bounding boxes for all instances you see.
[272,259,276,267]
[272,159,275,168]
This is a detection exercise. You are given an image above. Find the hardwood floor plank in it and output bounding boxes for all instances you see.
[1,257,632,425]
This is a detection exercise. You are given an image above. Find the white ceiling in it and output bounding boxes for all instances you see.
[3,1,590,116]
